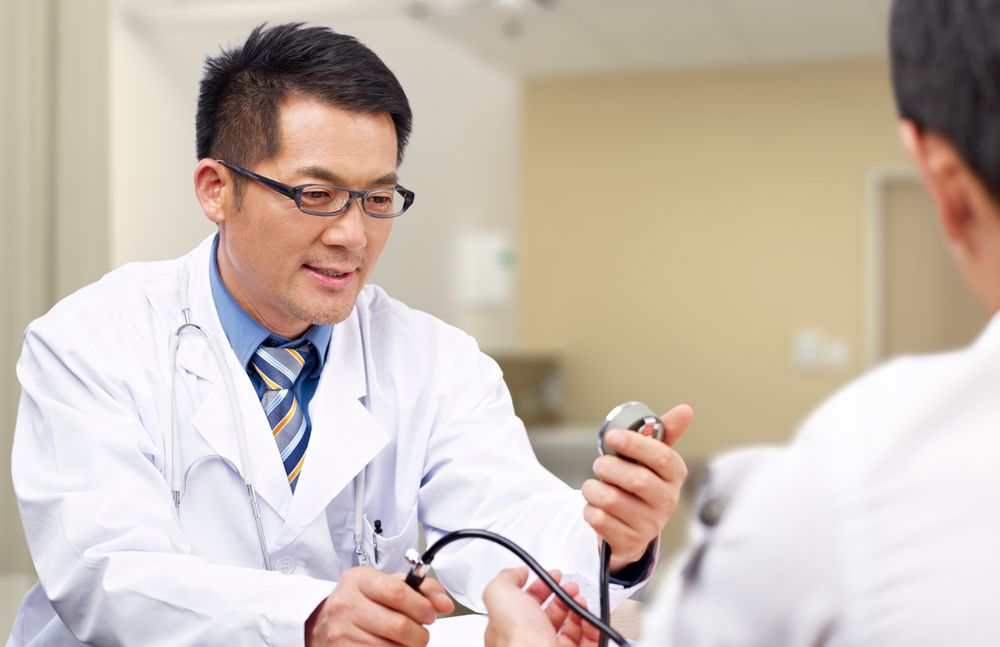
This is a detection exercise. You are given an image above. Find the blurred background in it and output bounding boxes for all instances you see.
[0,0,988,635]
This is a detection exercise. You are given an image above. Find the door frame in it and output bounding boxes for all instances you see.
[864,166,922,368]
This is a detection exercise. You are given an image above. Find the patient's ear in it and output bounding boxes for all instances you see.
[898,119,974,246]
[899,119,1000,315]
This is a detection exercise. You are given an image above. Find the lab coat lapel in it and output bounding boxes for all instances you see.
[273,306,390,549]
[174,238,294,521]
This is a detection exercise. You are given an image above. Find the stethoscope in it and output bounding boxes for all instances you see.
[167,266,373,572]
[404,402,663,647]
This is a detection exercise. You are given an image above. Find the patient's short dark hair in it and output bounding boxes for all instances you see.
[196,22,412,195]
[890,0,1000,200]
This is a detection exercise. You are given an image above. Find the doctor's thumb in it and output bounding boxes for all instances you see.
[661,404,694,446]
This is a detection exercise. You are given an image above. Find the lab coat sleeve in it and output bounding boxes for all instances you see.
[640,447,842,647]
[416,334,651,613]
[12,320,334,646]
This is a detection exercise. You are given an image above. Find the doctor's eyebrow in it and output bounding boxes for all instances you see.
[296,165,399,188]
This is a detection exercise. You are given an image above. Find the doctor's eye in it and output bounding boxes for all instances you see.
[364,191,397,214]
[299,187,348,209]
[364,189,406,215]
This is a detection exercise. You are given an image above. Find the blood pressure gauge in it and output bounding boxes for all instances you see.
[597,401,665,460]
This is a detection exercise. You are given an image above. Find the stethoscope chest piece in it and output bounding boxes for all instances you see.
[597,400,664,459]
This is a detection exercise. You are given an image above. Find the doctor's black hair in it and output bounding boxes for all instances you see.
[890,0,1000,201]
[195,23,412,202]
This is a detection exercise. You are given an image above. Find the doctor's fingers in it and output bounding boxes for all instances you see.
[581,475,674,555]
[349,602,432,647]
[394,573,455,615]
[317,573,436,646]
[591,452,685,514]
[583,472,678,537]
[359,573,445,625]
[310,596,428,647]
[593,440,687,497]
[582,503,652,563]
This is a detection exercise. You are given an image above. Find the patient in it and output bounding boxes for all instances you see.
[481,0,1000,644]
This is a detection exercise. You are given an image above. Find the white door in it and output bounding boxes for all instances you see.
[870,172,986,363]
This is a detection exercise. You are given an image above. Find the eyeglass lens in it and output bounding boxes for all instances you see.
[300,186,407,216]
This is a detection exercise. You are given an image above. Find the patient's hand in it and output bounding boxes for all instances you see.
[482,568,601,647]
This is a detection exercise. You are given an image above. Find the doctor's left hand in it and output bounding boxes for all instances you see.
[582,404,693,574]
[306,566,454,646]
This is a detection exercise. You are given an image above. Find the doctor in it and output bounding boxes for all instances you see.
[8,22,691,647]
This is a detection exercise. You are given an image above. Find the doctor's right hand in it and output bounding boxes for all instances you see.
[305,566,455,646]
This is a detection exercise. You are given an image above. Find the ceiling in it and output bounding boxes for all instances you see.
[142,0,895,78]
[417,0,894,77]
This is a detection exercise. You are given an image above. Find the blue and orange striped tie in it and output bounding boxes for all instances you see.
[251,342,312,492]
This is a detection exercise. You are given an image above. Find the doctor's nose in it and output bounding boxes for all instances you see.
[320,199,368,251]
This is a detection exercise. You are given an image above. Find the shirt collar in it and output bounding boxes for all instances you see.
[209,234,332,375]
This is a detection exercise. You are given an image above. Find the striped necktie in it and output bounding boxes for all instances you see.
[251,341,312,492]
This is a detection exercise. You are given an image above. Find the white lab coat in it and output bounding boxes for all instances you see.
[642,311,1000,646]
[8,236,644,647]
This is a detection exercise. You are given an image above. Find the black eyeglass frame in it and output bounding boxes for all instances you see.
[217,159,415,218]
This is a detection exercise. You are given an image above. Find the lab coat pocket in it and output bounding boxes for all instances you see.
[360,505,420,573]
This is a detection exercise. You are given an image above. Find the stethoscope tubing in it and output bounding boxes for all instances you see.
[408,529,629,646]
[169,268,273,570]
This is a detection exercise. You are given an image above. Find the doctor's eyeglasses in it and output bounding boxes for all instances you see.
[217,160,415,218]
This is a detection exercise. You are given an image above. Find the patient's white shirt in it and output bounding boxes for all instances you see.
[644,311,1000,646]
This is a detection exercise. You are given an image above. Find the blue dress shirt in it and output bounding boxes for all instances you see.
[208,236,332,418]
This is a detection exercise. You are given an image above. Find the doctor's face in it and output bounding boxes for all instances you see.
[210,96,397,339]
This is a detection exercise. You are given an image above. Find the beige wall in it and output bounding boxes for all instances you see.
[520,61,909,459]
[1,0,111,582]
[54,0,109,300]
[0,0,23,581]
[1,0,56,579]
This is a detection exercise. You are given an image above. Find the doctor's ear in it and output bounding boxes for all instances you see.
[194,159,231,224]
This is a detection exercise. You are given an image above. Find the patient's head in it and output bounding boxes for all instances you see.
[890,0,1000,202]
[890,0,1000,314]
